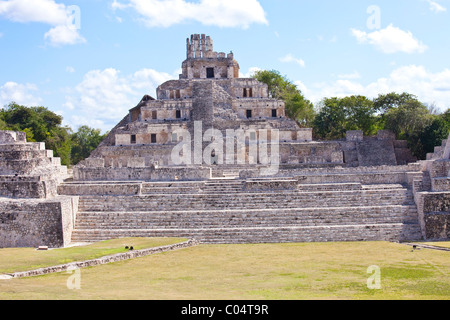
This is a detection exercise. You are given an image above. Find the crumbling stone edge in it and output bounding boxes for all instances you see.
[1,239,200,279]
[403,242,450,252]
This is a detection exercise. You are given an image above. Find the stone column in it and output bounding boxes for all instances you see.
[206,36,213,52]
[186,38,193,59]
[194,34,201,58]
[200,34,206,58]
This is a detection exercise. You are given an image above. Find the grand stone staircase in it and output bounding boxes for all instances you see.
[58,172,424,244]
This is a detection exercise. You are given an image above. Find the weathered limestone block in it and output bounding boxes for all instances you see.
[73,166,211,182]
[83,158,105,168]
[115,134,131,146]
[416,192,450,240]
[377,130,396,141]
[0,196,78,248]
[0,131,26,143]
[422,213,449,240]
[331,151,344,164]
[127,157,146,168]
[357,139,397,166]
[58,182,141,196]
[431,177,450,192]
[243,179,297,191]
[429,159,450,178]
[297,129,313,142]
[0,130,69,199]
[346,130,363,142]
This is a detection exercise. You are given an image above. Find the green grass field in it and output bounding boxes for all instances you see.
[0,239,448,300]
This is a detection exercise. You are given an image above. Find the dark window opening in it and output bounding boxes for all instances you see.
[176,110,181,119]
[152,110,157,120]
[246,110,252,119]
[206,67,215,79]
[131,135,136,144]
[272,109,277,118]
[151,134,157,144]
[243,88,253,98]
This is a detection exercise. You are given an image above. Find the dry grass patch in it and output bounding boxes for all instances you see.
[0,237,187,274]
[0,241,449,300]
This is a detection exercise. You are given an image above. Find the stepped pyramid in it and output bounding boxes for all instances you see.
[0,131,77,248]
[2,34,448,248]
[60,34,432,245]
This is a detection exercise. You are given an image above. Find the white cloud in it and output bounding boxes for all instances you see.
[338,71,361,80]
[66,66,75,73]
[44,25,85,46]
[0,81,42,106]
[427,0,447,13]
[63,67,174,131]
[294,80,309,97]
[0,0,85,46]
[112,0,268,29]
[351,24,427,54]
[280,54,305,67]
[239,66,262,78]
[301,65,450,112]
[0,0,67,24]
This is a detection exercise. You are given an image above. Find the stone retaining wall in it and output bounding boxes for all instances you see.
[0,196,78,248]
[4,239,198,279]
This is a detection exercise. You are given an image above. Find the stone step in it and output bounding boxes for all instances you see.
[71,223,423,244]
[77,191,413,212]
[73,205,417,229]
[78,201,413,213]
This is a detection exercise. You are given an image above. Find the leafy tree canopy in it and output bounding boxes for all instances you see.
[313,95,378,140]
[1,102,106,166]
[252,70,316,127]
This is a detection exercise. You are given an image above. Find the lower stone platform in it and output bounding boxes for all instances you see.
[0,196,78,248]
[59,175,423,244]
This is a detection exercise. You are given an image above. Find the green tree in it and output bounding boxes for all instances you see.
[252,70,316,127]
[383,99,435,158]
[373,92,417,113]
[1,102,73,165]
[71,125,107,165]
[313,95,377,140]
[416,109,450,159]
[313,97,347,140]
[384,99,433,138]
[1,102,108,166]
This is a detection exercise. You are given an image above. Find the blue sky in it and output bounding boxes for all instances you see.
[1,0,449,133]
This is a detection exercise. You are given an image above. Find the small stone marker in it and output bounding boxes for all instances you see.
[37,246,49,251]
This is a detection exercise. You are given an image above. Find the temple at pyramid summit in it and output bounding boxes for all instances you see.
[73,33,417,179]
[0,34,449,248]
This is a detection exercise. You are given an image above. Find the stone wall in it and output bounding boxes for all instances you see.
[411,134,450,241]
[74,164,211,182]
[415,192,450,240]
[0,130,78,248]
[0,196,78,248]
[0,130,69,199]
